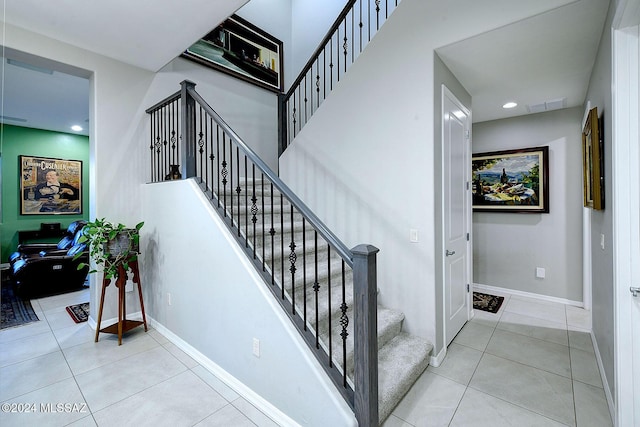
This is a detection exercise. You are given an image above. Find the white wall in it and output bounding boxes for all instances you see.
[472,107,584,302]
[142,179,355,427]
[3,24,281,320]
[291,0,346,84]
[151,57,280,171]
[279,0,577,352]
[583,0,616,400]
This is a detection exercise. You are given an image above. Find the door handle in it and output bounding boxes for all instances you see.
[631,287,640,297]
[446,250,456,257]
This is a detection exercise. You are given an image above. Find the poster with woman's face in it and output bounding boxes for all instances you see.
[20,156,82,215]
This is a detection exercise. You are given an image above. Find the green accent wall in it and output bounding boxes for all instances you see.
[1,125,89,262]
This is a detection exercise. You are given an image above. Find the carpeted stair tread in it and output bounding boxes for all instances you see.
[378,332,432,423]
[322,306,405,375]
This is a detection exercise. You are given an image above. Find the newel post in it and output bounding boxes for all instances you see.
[352,244,379,427]
[277,92,288,156]
[180,80,197,178]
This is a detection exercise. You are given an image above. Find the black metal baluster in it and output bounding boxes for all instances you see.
[337,28,340,82]
[261,174,266,270]
[280,194,285,299]
[340,260,348,386]
[351,7,355,64]
[360,0,364,53]
[323,48,327,100]
[343,19,348,74]
[302,218,307,330]
[156,110,161,182]
[230,138,234,223]
[304,74,308,127]
[163,107,168,179]
[209,117,215,197]
[149,111,154,182]
[386,0,388,19]
[314,231,320,348]
[330,35,334,90]
[289,205,297,314]
[221,134,227,216]
[216,125,221,207]
[172,102,177,173]
[198,106,204,182]
[245,156,249,246]
[316,60,321,109]
[376,0,381,31]
[327,245,332,367]
[270,183,275,285]
[292,92,297,138]
[368,0,371,42]
[235,146,241,236]
[251,164,258,259]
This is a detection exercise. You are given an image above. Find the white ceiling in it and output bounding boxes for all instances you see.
[0,0,247,135]
[436,0,610,123]
[0,0,610,136]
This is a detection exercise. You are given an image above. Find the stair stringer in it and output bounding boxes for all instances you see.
[141,178,357,427]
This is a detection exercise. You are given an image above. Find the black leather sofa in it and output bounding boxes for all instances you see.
[9,220,89,299]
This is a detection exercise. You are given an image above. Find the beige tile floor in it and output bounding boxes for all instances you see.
[1,288,613,426]
[384,290,613,427]
[0,288,278,427]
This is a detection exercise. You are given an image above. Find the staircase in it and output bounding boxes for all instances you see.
[144,1,434,424]
[223,180,432,422]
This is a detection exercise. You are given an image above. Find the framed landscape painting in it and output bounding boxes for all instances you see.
[182,15,284,92]
[20,155,82,215]
[472,146,549,213]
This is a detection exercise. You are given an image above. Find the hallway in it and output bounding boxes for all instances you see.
[0,287,612,426]
[385,290,612,426]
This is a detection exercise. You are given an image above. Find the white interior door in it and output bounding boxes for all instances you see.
[442,85,471,345]
[613,4,640,424]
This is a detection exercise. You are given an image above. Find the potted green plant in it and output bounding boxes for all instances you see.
[75,218,144,280]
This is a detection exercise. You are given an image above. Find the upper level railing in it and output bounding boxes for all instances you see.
[146,81,380,426]
[279,0,402,154]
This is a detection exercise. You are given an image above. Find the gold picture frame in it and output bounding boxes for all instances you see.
[582,107,604,210]
[19,155,83,215]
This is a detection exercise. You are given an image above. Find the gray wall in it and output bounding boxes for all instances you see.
[583,0,615,400]
[472,108,584,302]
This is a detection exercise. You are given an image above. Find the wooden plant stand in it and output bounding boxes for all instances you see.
[94,259,148,345]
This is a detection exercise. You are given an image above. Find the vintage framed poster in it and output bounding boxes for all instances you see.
[182,14,284,92]
[582,107,604,210]
[20,156,82,215]
[472,146,549,213]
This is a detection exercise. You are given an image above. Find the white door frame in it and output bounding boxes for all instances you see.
[612,1,640,425]
[441,84,472,348]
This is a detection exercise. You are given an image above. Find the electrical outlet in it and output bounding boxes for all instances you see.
[536,267,545,279]
[167,292,172,306]
[252,338,260,357]
[410,229,419,243]
[600,234,605,250]
[125,280,134,293]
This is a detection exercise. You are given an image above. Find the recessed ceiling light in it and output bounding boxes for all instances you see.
[503,102,518,109]
[71,125,83,132]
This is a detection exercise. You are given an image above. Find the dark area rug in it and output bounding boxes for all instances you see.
[66,302,90,323]
[1,272,40,330]
[473,291,505,313]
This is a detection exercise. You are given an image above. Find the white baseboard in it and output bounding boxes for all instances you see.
[590,331,615,424]
[473,283,583,307]
[147,316,300,427]
[430,345,447,367]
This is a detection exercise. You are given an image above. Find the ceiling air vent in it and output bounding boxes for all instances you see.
[526,97,567,113]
